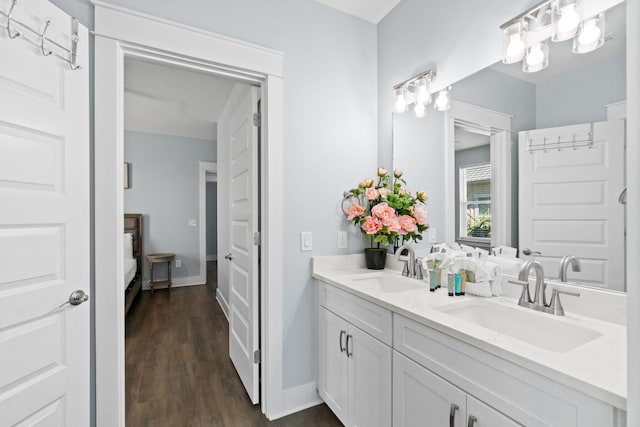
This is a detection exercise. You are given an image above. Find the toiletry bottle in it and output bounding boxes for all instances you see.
[460,269,466,295]
[454,272,461,296]
[447,266,455,296]
[429,269,437,292]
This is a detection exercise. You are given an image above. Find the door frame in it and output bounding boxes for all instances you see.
[93,2,285,425]
[199,161,218,284]
[444,100,513,246]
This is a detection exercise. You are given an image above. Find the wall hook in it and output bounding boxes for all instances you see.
[68,18,80,70]
[39,18,52,56]
[6,0,22,39]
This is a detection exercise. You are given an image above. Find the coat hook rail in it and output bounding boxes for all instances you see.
[0,0,81,70]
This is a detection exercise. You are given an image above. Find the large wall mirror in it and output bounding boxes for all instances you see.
[393,1,626,292]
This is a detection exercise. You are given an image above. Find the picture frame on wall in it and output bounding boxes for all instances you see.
[124,162,130,189]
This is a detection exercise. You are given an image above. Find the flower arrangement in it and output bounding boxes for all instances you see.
[345,167,429,248]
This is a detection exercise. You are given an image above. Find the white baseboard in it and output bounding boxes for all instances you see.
[142,275,204,290]
[206,254,218,261]
[216,289,230,321]
[270,382,322,420]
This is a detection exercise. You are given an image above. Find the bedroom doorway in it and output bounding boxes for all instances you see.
[94,5,285,424]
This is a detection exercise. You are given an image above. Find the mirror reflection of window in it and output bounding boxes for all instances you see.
[460,163,492,240]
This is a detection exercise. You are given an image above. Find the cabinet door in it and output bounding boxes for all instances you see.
[348,325,392,427]
[318,307,349,425]
[466,395,521,427]
[393,351,466,427]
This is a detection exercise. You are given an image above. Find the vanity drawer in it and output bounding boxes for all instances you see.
[317,281,392,345]
[393,314,616,427]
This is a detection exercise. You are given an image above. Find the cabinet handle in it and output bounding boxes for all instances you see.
[467,415,477,427]
[339,330,346,353]
[346,334,353,358]
[449,403,459,427]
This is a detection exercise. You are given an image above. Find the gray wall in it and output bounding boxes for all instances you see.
[206,182,217,258]
[455,145,491,240]
[50,0,378,399]
[536,52,626,128]
[124,131,216,283]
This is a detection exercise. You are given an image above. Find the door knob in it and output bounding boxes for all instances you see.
[59,290,89,308]
[224,253,234,261]
[522,248,541,256]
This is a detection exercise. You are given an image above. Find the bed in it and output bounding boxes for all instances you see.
[124,214,143,314]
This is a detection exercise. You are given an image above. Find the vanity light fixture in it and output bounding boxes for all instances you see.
[434,87,452,112]
[500,0,606,72]
[393,70,451,115]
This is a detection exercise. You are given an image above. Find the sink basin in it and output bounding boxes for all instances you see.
[348,272,426,293]
[436,301,602,353]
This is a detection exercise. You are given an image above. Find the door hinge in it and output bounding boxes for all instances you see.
[254,231,261,246]
[253,113,261,127]
[254,349,261,364]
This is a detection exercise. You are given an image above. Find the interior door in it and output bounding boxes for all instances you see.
[0,0,90,424]
[518,121,625,289]
[228,86,260,403]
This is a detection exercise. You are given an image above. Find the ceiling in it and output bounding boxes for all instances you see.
[491,2,626,84]
[314,0,402,23]
[455,127,491,152]
[124,58,244,141]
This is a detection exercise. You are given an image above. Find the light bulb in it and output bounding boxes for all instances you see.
[415,77,431,105]
[506,34,525,61]
[393,87,407,113]
[526,44,544,67]
[434,89,450,111]
[578,19,601,46]
[413,101,426,118]
[557,3,580,34]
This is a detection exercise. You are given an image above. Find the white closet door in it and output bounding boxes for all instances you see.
[0,0,90,425]
[228,86,260,403]
[519,121,625,290]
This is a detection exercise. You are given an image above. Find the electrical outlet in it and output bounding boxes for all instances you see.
[175,259,182,268]
[301,231,312,251]
[337,230,347,248]
[188,218,197,227]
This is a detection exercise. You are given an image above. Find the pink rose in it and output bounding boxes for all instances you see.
[365,188,378,201]
[359,178,374,188]
[346,202,365,220]
[399,215,417,233]
[371,202,397,226]
[377,167,387,177]
[361,216,382,235]
[413,205,428,225]
[388,217,402,233]
[378,187,389,198]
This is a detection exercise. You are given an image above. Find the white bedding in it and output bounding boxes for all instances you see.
[124,258,137,289]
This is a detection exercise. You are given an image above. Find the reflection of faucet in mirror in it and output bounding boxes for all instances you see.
[558,255,581,282]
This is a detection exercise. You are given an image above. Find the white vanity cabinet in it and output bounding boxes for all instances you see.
[317,283,392,427]
[393,350,518,427]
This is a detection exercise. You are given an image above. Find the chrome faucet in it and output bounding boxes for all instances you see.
[516,260,547,310]
[396,244,417,278]
[558,255,581,282]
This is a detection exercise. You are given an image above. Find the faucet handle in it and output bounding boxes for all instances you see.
[546,288,580,316]
[415,260,424,280]
[508,280,532,308]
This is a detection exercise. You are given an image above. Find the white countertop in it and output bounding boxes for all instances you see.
[312,254,627,410]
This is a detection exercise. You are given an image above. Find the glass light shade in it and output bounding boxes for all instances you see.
[552,1,580,42]
[502,21,526,64]
[573,13,605,54]
[413,101,426,118]
[523,41,549,73]
[393,87,407,113]
[434,89,450,111]
[415,77,431,105]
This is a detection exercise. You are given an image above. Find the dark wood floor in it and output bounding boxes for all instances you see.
[125,262,342,427]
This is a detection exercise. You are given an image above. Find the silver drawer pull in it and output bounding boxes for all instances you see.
[449,403,459,427]
[468,415,478,427]
[339,330,346,353]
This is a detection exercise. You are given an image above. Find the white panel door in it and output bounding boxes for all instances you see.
[393,351,466,427]
[318,307,349,425]
[228,87,260,403]
[0,0,90,425]
[519,121,625,290]
[348,323,391,427]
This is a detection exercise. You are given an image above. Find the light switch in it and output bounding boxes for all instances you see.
[337,231,347,248]
[175,259,182,268]
[301,231,312,251]
[429,228,437,243]
[188,218,197,227]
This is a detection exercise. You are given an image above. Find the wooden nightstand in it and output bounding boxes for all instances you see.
[146,253,175,293]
